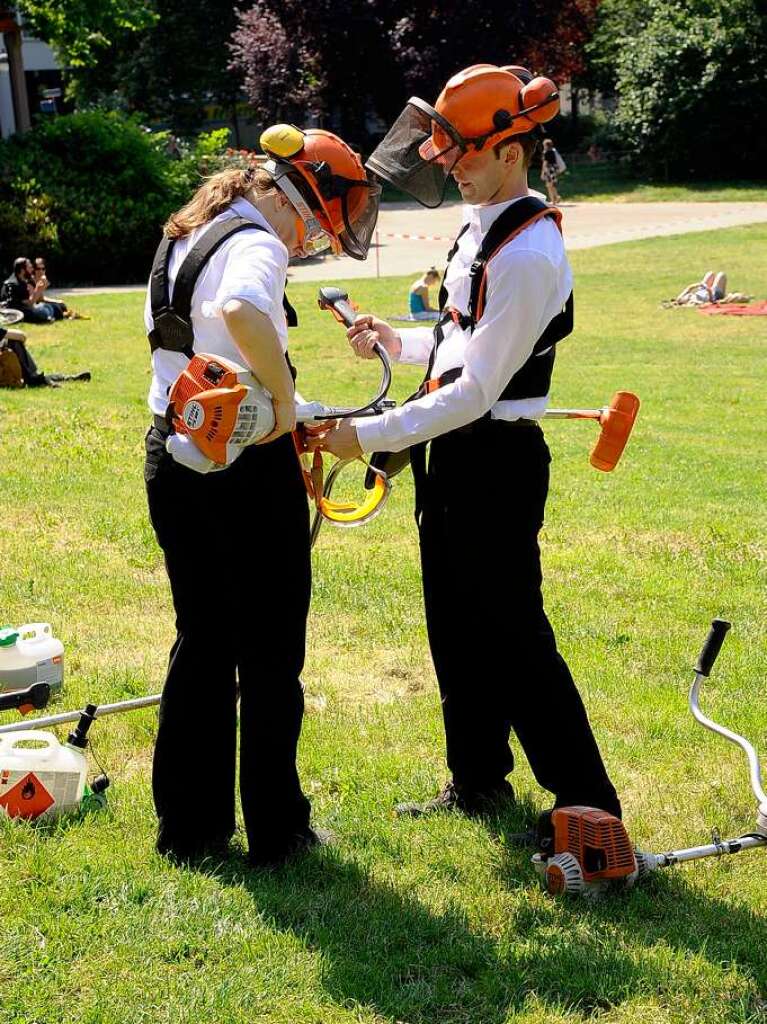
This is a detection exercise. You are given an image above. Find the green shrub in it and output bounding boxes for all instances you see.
[605,0,767,180]
[0,112,228,285]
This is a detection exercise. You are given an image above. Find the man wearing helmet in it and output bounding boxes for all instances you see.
[310,66,621,824]
[144,125,379,865]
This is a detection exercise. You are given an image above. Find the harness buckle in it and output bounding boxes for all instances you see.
[152,307,194,350]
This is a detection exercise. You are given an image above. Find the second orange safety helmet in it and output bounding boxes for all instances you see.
[366,63,559,207]
[421,64,560,161]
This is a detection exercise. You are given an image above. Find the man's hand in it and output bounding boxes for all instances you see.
[347,315,401,361]
[305,419,363,461]
[255,398,297,445]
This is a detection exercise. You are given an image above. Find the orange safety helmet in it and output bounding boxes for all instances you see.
[366,63,559,207]
[421,64,559,162]
[260,125,381,260]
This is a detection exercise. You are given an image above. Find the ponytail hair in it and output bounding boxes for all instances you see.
[164,166,275,239]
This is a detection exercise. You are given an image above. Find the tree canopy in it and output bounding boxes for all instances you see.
[14,0,155,67]
[604,0,767,177]
[229,0,599,143]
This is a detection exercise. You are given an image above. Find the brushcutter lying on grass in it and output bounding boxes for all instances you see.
[530,619,767,897]
[2,619,764,894]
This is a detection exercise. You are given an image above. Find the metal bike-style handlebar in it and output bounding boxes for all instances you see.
[690,619,767,808]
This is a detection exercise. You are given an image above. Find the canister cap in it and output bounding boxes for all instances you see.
[0,628,19,647]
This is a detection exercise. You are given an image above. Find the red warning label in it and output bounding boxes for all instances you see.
[0,771,55,819]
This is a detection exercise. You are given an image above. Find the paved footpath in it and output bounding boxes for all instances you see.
[51,201,767,296]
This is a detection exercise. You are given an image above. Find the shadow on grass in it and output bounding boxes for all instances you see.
[213,848,517,1024]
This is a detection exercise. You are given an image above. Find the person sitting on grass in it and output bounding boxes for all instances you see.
[33,257,89,319]
[1,257,55,324]
[0,323,91,388]
[408,267,440,320]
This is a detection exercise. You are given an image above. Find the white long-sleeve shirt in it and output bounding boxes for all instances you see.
[144,197,289,417]
[354,193,573,454]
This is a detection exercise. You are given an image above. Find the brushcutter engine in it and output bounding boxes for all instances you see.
[532,806,639,897]
[165,354,275,471]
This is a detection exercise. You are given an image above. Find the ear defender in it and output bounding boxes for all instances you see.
[493,109,513,131]
[260,123,306,159]
[503,64,533,85]
[520,77,560,123]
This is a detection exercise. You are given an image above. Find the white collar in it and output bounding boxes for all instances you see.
[466,189,549,233]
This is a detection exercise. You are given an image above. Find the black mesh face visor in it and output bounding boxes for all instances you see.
[365,99,467,208]
[336,177,382,260]
[298,162,382,261]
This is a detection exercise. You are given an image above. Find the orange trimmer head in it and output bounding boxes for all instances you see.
[590,391,640,472]
[544,391,640,472]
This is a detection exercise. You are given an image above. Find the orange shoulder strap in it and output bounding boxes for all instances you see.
[473,202,562,324]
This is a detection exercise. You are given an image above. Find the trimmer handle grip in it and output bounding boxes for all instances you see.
[0,682,51,715]
[695,618,731,676]
[318,286,358,328]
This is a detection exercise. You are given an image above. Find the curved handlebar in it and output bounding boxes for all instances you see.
[695,618,731,676]
[314,286,392,419]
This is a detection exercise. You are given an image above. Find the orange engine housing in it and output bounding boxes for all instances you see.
[551,806,637,885]
[167,354,274,465]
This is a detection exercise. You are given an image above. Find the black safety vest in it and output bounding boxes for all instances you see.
[148,215,297,359]
[430,195,573,401]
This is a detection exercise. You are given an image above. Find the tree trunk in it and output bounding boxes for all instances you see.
[4,27,31,133]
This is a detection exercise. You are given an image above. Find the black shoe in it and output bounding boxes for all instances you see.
[505,810,555,850]
[47,371,91,383]
[248,826,335,868]
[395,780,515,818]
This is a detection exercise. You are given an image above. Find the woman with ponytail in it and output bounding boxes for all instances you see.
[143,129,379,867]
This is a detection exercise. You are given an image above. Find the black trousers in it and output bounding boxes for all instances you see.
[144,427,312,857]
[417,418,621,817]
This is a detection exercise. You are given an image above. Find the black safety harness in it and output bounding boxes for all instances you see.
[366,196,574,509]
[426,195,572,399]
[148,215,298,361]
[148,215,297,435]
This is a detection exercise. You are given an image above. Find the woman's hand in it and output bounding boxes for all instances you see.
[255,397,297,445]
[305,420,362,461]
[347,315,401,361]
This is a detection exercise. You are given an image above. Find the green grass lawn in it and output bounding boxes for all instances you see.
[380,164,767,205]
[544,162,767,204]
[1,225,767,1024]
